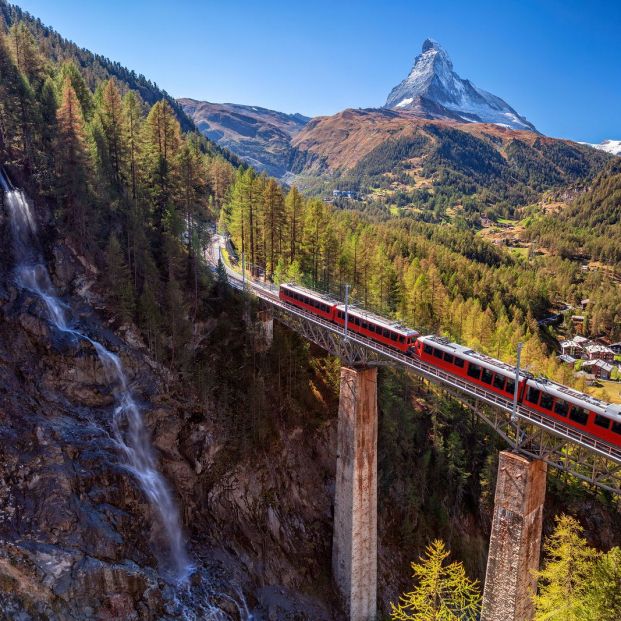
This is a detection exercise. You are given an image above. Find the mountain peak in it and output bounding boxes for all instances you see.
[384,40,537,132]
[422,38,443,53]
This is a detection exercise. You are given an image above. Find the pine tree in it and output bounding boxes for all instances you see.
[262,177,285,278]
[390,539,481,621]
[534,514,599,621]
[98,78,127,192]
[105,233,135,321]
[285,185,303,263]
[56,61,93,120]
[142,99,181,232]
[8,22,44,86]
[122,90,142,201]
[55,76,91,244]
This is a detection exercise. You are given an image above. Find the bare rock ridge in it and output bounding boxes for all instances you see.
[384,38,537,132]
[178,98,310,177]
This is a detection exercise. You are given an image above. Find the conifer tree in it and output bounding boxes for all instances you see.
[285,185,303,263]
[9,22,44,86]
[533,514,599,621]
[56,61,93,120]
[105,233,135,321]
[142,99,181,232]
[585,547,621,621]
[55,76,91,243]
[390,539,481,621]
[262,177,285,278]
[98,78,127,191]
[122,90,142,201]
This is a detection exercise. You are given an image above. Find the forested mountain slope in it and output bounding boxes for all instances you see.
[525,159,621,266]
[288,108,611,219]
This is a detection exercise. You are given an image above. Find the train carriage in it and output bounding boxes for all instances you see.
[333,305,419,354]
[524,378,621,446]
[414,335,531,400]
[279,283,338,321]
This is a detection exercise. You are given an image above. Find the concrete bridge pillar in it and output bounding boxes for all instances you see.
[332,366,378,621]
[481,450,547,621]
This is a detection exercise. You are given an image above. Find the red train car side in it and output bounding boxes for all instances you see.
[523,379,621,446]
[279,283,337,322]
[332,305,418,354]
[414,335,530,401]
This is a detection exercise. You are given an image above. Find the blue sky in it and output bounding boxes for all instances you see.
[15,0,621,142]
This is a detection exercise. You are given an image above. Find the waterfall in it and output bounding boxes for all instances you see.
[2,180,192,582]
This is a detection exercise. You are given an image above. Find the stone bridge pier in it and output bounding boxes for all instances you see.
[481,451,547,621]
[332,366,378,621]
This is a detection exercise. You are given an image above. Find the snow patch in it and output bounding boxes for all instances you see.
[395,97,414,108]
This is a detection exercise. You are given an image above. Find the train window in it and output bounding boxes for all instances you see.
[433,348,443,359]
[594,414,611,429]
[540,393,554,410]
[505,379,515,394]
[569,407,588,425]
[383,328,390,338]
[399,336,405,344]
[554,400,568,417]
[481,369,493,385]
[391,333,398,342]
[612,422,621,436]
[424,344,433,355]
[493,375,505,391]
[467,364,481,380]
[454,356,465,368]
[444,352,454,364]
[527,387,541,404]
[362,321,368,330]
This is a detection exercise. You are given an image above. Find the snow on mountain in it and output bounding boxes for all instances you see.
[385,39,537,132]
[580,139,621,156]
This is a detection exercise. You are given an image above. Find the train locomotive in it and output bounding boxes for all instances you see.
[279,282,621,448]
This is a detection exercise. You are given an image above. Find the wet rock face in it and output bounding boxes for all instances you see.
[0,282,169,618]
[0,227,342,619]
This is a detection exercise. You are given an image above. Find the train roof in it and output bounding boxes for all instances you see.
[419,335,533,380]
[527,377,621,421]
[335,304,419,337]
[280,282,339,305]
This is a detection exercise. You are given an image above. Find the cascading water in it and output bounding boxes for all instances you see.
[2,176,192,582]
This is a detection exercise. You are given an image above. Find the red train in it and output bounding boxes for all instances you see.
[279,282,621,449]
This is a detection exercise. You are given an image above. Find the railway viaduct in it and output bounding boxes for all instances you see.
[213,238,621,621]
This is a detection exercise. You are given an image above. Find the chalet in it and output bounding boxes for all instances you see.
[584,343,616,362]
[571,315,585,333]
[558,353,577,364]
[560,335,589,358]
[581,360,615,381]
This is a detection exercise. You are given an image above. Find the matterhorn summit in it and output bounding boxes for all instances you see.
[385,39,537,132]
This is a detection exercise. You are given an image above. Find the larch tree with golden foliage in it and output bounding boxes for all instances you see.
[533,514,599,621]
[390,539,481,621]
